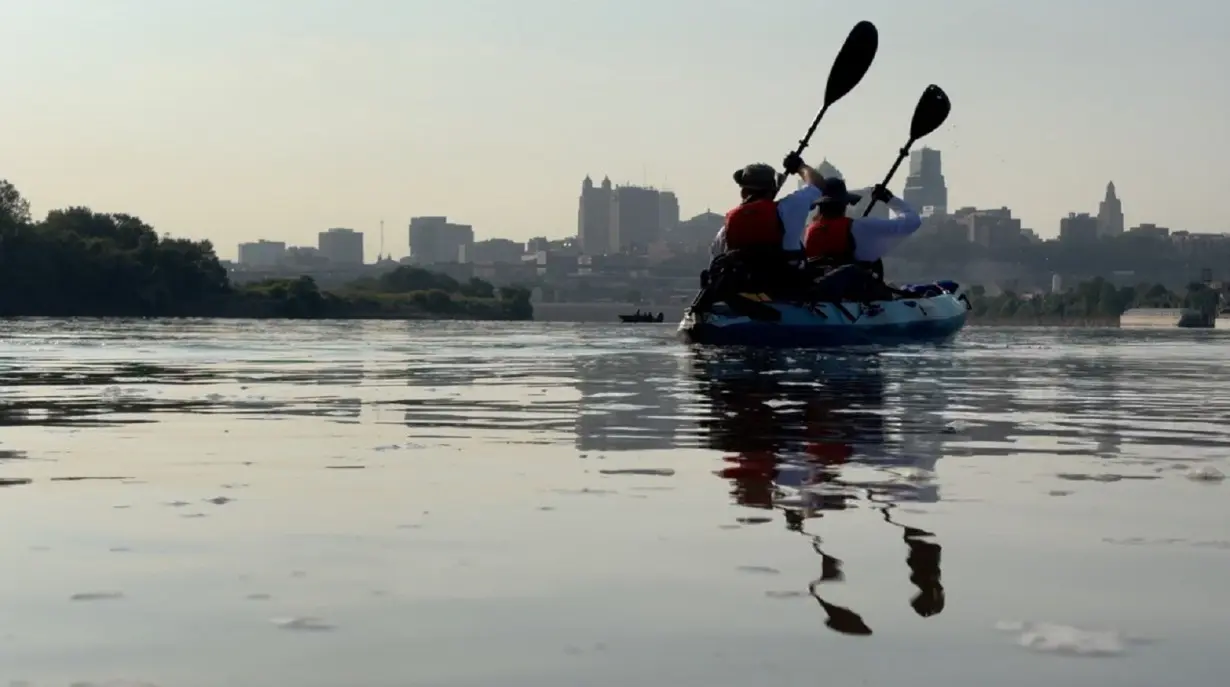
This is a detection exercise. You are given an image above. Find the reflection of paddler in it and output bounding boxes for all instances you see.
[800,373,876,464]
[716,450,777,509]
[809,579,872,636]
[717,450,853,517]
[878,505,945,618]
[903,524,945,617]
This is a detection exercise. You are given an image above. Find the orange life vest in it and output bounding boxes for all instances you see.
[724,198,783,251]
[803,215,856,263]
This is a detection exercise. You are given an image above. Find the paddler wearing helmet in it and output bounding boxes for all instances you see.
[710,152,824,257]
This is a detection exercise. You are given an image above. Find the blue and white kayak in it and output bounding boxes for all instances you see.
[678,281,970,348]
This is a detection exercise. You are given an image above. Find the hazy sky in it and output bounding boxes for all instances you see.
[2,0,1226,260]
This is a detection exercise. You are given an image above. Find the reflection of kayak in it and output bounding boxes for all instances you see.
[678,282,970,348]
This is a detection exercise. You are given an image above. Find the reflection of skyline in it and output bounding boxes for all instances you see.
[572,353,680,452]
[688,349,948,636]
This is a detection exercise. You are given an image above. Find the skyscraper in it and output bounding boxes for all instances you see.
[658,191,680,236]
[577,176,671,254]
[610,184,661,251]
[577,175,615,255]
[902,147,948,215]
[1097,181,1124,237]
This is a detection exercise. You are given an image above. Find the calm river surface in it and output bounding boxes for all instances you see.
[2,320,1229,686]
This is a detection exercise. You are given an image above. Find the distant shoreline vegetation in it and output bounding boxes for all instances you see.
[965,278,1219,324]
[0,179,533,321]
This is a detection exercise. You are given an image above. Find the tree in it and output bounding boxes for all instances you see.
[498,285,534,319]
[459,277,495,299]
[424,289,453,312]
[377,266,459,293]
[0,179,31,226]
[0,201,230,317]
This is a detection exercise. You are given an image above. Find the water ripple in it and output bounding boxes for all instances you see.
[2,319,1230,684]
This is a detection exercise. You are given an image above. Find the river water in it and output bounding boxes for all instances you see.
[1,320,1228,686]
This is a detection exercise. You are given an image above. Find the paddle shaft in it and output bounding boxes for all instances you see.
[861,142,914,217]
[774,20,878,195]
[774,103,832,195]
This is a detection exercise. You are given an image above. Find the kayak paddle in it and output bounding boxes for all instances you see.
[775,20,880,194]
[861,84,952,217]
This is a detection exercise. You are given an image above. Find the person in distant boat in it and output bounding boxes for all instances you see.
[710,152,823,258]
[802,177,921,271]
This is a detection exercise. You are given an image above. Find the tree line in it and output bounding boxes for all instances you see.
[0,179,532,320]
[965,277,1222,321]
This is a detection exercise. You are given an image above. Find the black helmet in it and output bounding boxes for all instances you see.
[733,163,777,190]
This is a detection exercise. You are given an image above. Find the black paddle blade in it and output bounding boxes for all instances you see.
[908,84,951,141]
[823,21,879,107]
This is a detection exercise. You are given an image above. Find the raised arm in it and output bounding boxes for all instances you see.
[850,188,922,263]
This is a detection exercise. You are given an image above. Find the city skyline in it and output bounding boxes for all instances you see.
[3,0,1226,261]
[233,149,1157,265]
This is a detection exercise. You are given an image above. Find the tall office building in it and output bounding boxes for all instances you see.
[408,216,474,264]
[610,184,662,251]
[1096,181,1124,237]
[577,175,615,255]
[317,227,364,265]
[577,176,671,254]
[902,147,948,215]
[658,191,680,236]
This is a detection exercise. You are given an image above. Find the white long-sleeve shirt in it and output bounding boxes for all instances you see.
[710,187,922,263]
[819,195,922,263]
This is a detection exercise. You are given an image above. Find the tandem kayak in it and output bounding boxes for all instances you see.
[678,281,970,348]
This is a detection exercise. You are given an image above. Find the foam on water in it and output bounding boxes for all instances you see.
[994,620,1154,658]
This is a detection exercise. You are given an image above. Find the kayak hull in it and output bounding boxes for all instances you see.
[678,290,969,348]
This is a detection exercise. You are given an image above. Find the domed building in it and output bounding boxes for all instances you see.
[800,159,888,220]
[816,159,844,180]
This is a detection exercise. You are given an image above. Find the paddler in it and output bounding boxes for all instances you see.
[709,152,824,258]
[801,177,921,270]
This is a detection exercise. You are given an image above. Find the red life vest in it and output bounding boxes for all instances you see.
[803,215,855,263]
[724,198,783,251]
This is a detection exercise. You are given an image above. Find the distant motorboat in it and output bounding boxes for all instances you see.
[619,311,665,324]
